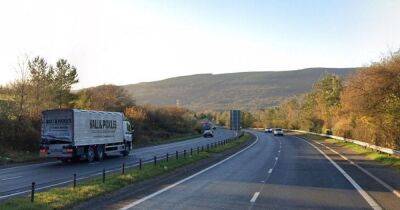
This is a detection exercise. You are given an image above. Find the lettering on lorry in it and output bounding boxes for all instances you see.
[89,120,117,129]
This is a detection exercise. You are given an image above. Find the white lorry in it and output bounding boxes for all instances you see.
[40,109,133,162]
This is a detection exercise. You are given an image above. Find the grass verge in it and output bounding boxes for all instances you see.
[0,150,44,166]
[136,133,203,148]
[295,133,400,171]
[0,133,252,210]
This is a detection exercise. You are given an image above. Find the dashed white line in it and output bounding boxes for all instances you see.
[250,192,260,203]
[1,176,22,181]
[275,157,278,160]
[268,168,273,173]
[119,133,259,210]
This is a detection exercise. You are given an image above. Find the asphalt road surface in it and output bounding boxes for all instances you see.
[118,131,400,210]
[0,128,235,201]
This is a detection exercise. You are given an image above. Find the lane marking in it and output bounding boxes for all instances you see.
[268,169,273,174]
[0,162,58,173]
[119,133,259,210]
[296,137,382,210]
[1,176,22,181]
[275,157,278,160]
[250,192,260,203]
[314,140,400,199]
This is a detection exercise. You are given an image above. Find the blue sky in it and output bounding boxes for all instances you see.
[0,0,399,88]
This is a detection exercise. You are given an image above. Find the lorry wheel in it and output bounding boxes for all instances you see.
[95,145,105,161]
[87,147,95,162]
[122,142,130,157]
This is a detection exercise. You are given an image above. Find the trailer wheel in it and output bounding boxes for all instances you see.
[95,145,105,161]
[87,146,95,162]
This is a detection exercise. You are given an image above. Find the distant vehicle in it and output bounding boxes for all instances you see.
[265,128,273,133]
[40,109,133,163]
[212,126,217,130]
[274,128,284,136]
[203,129,214,138]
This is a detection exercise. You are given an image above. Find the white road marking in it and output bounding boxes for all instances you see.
[119,133,259,210]
[1,176,22,181]
[0,162,58,173]
[275,157,278,160]
[314,140,400,199]
[297,137,382,210]
[278,150,281,153]
[268,169,273,173]
[250,192,260,203]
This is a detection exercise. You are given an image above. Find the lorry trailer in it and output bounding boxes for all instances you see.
[40,109,133,162]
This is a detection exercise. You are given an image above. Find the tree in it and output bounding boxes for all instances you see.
[53,59,78,108]
[76,85,135,111]
[10,56,30,121]
[28,56,54,117]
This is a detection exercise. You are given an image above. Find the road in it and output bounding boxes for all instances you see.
[0,128,235,201]
[118,131,400,210]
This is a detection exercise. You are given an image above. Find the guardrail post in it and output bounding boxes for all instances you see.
[122,163,125,174]
[31,182,35,202]
[190,148,193,156]
[202,145,204,151]
[166,153,169,162]
[139,159,142,170]
[207,144,209,150]
[197,147,199,154]
[154,156,157,166]
[102,168,105,183]
[184,150,186,158]
[176,151,179,159]
[73,173,76,188]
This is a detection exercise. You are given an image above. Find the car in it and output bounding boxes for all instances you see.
[273,128,284,136]
[203,129,214,138]
[265,128,273,133]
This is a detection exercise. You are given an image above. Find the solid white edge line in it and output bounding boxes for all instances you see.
[250,192,260,203]
[296,137,382,210]
[268,169,273,174]
[119,133,259,210]
[313,140,400,199]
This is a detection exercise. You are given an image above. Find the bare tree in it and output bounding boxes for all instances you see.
[11,55,30,121]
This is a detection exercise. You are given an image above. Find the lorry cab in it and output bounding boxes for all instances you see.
[123,120,133,150]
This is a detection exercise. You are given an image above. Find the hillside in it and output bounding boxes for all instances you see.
[123,68,357,111]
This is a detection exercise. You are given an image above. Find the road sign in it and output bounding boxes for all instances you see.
[230,110,241,130]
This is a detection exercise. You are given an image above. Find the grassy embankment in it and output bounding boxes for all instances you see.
[296,133,400,171]
[0,133,252,210]
[0,150,42,165]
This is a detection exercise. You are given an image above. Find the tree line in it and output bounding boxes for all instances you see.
[253,52,400,149]
[0,56,200,156]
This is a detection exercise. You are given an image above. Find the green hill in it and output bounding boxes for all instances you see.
[123,67,357,111]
